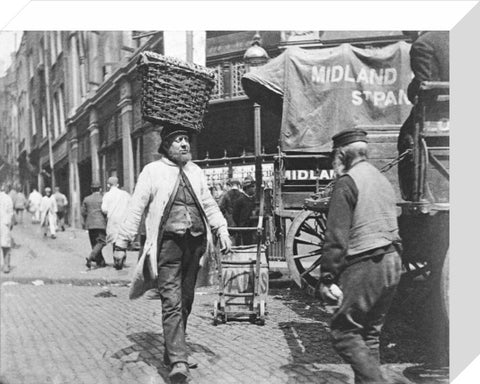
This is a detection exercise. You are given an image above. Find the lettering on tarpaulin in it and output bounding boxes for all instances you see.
[310,64,412,108]
[311,65,398,85]
[351,89,411,107]
[284,169,334,181]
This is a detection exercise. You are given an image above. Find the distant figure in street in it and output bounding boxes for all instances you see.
[81,182,107,268]
[233,177,256,244]
[0,183,15,273]
[53,186,68,231]
[28,188,43,223]
[219,179,243,227]
[211,181,224,204]
[319,129,402,384]
[13,188,27,224]
[40,187,58,239]
[114,125,231,381]
[101,176,131,268]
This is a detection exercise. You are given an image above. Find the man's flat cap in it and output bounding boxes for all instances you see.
[332,128,368,149]
[161,125,192,142]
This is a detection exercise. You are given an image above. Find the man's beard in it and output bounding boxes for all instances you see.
[167,148,192,166]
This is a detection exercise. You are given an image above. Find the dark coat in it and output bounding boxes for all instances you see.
[81,192,107,230]
[407,31,449,102]
[219,189,243,226]
[233,193,256,228]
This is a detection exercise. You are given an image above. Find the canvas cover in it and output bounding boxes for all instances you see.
[242,42,413,152]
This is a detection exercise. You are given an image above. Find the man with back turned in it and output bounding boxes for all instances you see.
[319,129,404,384]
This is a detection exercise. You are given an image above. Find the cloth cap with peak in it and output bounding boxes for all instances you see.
[161,125,192,142]
[332,128,368,149]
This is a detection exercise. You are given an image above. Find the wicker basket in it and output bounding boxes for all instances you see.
[138,51,216,132]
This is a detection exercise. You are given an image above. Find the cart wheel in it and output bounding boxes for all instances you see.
[285,210,326,292]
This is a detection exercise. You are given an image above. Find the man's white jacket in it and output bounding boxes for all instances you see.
[101,186,131,243]
[39,195,57,227]
[115,157,229,299]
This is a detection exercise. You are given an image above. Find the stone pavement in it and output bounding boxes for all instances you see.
[0,218,137,285]
[0,219,448,384]
[1,284,420,384]
[0,218,290,286]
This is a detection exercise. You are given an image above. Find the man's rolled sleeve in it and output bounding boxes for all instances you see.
[320,175,358,282]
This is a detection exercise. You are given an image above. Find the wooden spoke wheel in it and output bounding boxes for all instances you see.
[285,210,327,291]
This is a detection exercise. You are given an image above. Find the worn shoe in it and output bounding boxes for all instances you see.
[164,352,198,369]
[96,259,106,268]
[2,265,10,274]
[85,257,92,269]
[168,362,189,382]
[113,254,126,270]
[51,235,56,239]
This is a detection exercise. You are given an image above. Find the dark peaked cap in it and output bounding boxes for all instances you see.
[332,128,368,149]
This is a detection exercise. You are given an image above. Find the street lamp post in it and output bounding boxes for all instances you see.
[243,32,269,199]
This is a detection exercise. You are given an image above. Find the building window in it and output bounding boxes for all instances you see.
[210,64,224,100]
[57,86,66,133]
[231,61,246,97]
[53,88,66,137]
[28,53,34,78]
[39,40,44,66]
[56,31,62,55]
[50,32,57,63]
[31,106,37,135]
[41,113,47,138]
[52,93,60,138]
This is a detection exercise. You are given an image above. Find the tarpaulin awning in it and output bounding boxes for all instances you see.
[242,42,413,152]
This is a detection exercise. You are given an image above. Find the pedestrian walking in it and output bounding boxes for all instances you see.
[219,179,243,227]
[28,188,43,223]
[113,126,232,382]
[101,176,131,268]
[81,182,107,268]
[232,177,256,244]
[39,187,58,239]
[318,129,403,384]
[0,183,15,273]
[13,188,27,224]
[53,186,68,231]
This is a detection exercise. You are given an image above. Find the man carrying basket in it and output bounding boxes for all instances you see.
[114,125,232,382]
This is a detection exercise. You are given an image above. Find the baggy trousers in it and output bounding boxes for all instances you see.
[330,251,402,384]
[157,232,206,365]
[88,229,106,264]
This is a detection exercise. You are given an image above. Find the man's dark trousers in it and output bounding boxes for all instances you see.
[88,229,106,265]
[157,232,206,365]
[330,251,402,384]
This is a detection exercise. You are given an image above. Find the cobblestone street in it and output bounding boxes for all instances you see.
[0,221,448,384]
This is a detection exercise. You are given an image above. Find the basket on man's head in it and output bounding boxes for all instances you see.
[138,51,215,132]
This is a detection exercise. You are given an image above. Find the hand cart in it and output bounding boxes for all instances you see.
[213,190,268,326]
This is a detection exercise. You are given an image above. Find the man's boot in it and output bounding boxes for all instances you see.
[3,252,11,273]
[168,362,189,382]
